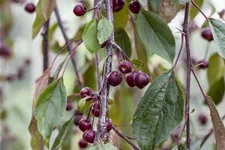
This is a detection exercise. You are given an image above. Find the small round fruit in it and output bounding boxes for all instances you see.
[129,1,141,14]
[91,103,100,117]
[113,0,125,12]
[78,139,88,148]
[74,115,83,126]
[198,114,208,126]
[119,60,132,74]
[201,28,213,41]
[105,119,113,132]
[125,71,138,87]
[107,71,122,86]
[198,60,209,69]
[101,41,108,48]
[73,3,86,16]
[80,87,94,98]
[83,130,96,143]
[0,45,11,58]
[134,72,149,89]
[78,119,92,132]
[66,100,73,111]
[24,3,36,13]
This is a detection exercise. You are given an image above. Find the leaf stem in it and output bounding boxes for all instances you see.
[54,6,84,89]
[42,20,50,72]
[191,0,209,21]
[183,3,191,149]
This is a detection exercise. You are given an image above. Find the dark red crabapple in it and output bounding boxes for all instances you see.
[201,28,213,41]
[198,113,208,126]
[24,3,36,13]
[73,3,86,16]
[83,130,96,143]
[101,41,108,48]
[119,60,132,74]
[74,115,83,126]
[78,119,92,132]
[125,71,138,87]
[78,139,88,148]
[0,45,11,58]
[106,119,113,132]
[66,99,73,111]
[129,1,141,14]
[134,72,150,89]
[113,0,125,12]
[91,102,100,117]
[197,60,209,69]
[6,74,16,82]
[80,87,94,98]
[107,71,122,86]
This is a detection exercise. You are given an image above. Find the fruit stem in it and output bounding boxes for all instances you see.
[42,20,50,72]
[183,3,191,149]
[54,6,84,89]
[94,0,114,144]
[191,0,209,21]
[173,33,184,69]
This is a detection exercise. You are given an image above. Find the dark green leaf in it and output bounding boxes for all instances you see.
[136,10,176,63]
[32,0,56,38]
[88,143,118,150]
[51,117,73,150]
[83,19,101,53]
[190,0,204,20]
[148,0,163,12]
[132,70,184,150]
[114,2,129,28]
[83,62,97,90]
[207,77,225,105]
[97,17,112,44]
[115,28,132,58]
[207,53,224,86]
[131,59,144,69]
[172,0,190,4]
[209,18,225,59]
[34,78,67,148]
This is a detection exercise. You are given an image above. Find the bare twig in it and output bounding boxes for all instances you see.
[183,3,192,149]
[42,20,50,71]
[54,6,84,89]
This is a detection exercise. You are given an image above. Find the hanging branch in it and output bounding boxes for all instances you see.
[94,0,114,144]
[183,3,192,149]
[54,6,84,89]
[42,20,50,71]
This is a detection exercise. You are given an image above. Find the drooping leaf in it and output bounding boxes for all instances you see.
[34,78,67,148]
[207,53,224,87]
[48,22,58,42]
[136,10,176,63]
[209,18,225,59]
[115,28,132,58]
[88,143,118,150]
[114,2,129,28]
[206,97,225,150]
[132,70,184,150]
[190,0,204,20]
[172,0,190,4]
[148,0,163,12]
[83,62,97,90]
[207,77,225,105]
[78,97,93,113]
[32,0,56,38]
[97,17,112,44]
[51,117,73,150]
[83,19,101,53]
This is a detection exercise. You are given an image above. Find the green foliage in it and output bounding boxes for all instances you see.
[114,2,129,28]
[209,18,225,59]
[132,70,184,150]
[97,17,112,44]
[136,10,176,63]
[32,0,56,38]
[190,0,204,20]
[148,0,163,12]
[88,143,118,150]
[115,28,132,58]
[34,78,67,148]
[172,0,191,4]
[78,97,93,113]
[131,59,144,69]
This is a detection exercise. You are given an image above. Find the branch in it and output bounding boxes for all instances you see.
[112,126,140,150]
[42,20,50,71]
[54,5,84,89]
[94,0,114,144]
[183,3,191,149]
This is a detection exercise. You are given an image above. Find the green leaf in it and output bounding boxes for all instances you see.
[190,0,204,20]
[97,17,112,44]
[78,97,93,113]
[209,18,225,59]
[115,28,132,58]
[172,0,190,4]
[207,53,224,87]
[207,77,225,105]
[132,70,184,150]
[148,0,163,12]
[83,19,101,53]
[206,97,225,150]
[49,22,58,41]
[32,0,56,38]
[136,10,176,63]
[131,59,144,69]
[114,2,129,28]
[51,117,73,150]
[34,78,67,148]
[83,62,97,90]
[171,145,187,150]
[88,143,118,150]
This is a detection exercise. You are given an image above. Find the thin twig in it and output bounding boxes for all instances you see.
[173,33,185,69]
[183,3,191,149]
[191,0,209,21]
[42,20,50,71]
[177,116,189,145]
[112,126,140,150]
[54,6,84,89]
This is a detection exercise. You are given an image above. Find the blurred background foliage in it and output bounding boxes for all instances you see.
[0,0,225,150]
